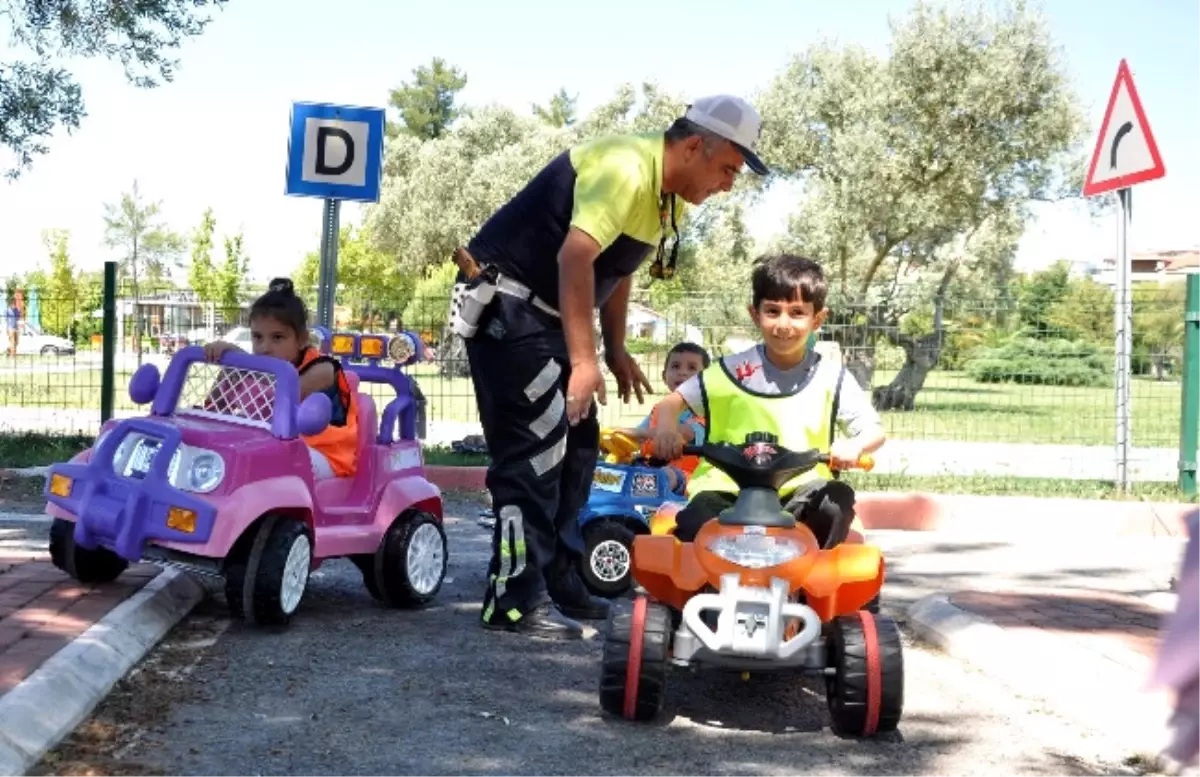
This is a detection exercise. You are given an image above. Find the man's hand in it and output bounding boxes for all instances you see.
[566,359,605,426]
[604,348,653,405]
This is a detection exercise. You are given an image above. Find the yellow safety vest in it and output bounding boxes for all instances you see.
[686,351,842,499]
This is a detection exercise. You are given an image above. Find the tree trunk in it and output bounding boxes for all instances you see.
[872,332,943,411]
[871,257,962,412]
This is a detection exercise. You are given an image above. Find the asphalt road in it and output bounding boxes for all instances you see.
[28,502,1181,777]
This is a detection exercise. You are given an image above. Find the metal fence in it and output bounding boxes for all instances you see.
[2,273,1197,492]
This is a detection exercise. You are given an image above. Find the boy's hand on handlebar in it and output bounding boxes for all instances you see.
[829,439,866,470]
[652,425,685,462]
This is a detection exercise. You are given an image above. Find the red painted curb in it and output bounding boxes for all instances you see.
[423,465,1196,537]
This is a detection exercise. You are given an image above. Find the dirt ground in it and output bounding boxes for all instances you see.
[0,473,46,513]
[25,495,1174,777]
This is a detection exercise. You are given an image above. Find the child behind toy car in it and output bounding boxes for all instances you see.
[652,254,886,548]
[620,342,710,495]
[202,278,359,480]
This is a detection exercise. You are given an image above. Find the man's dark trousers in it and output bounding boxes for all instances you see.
[465,294,600,625]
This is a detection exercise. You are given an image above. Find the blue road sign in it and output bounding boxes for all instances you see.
[285,102,385,203]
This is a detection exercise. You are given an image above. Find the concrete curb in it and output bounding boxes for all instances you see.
[0,567,205,776]
[907,592,1174,758]
[0,512,49,524]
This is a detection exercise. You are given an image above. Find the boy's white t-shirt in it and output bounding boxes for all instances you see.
[674,345,882,438]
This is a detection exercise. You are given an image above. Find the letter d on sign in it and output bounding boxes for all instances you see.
[316,126,354,176]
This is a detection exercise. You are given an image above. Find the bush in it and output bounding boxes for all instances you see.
[965,337,1112,387]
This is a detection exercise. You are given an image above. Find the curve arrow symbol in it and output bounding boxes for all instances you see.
[1110,121,1134,169]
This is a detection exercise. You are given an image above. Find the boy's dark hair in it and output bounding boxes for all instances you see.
[667,341,711,368]
[751,254,829,312]
[250,278,309,337]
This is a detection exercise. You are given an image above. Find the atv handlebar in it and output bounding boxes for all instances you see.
[679,444,875,472]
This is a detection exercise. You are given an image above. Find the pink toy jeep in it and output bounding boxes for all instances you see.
[43,330,447,627]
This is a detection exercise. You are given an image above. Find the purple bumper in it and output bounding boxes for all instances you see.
[44,418,218,563]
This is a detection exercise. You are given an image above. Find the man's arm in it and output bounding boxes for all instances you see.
[600,275,632,356]
[558,227,603,370]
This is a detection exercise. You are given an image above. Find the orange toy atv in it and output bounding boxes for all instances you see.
[597,432,904,737]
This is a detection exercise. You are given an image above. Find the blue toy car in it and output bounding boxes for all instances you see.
[578,430,687,598]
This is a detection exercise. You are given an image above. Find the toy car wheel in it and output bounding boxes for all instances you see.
[49,518,128,584]
[582,520,636,598]
[599,595,670,722]
[364,511,447,608]
[224,516,312,627]
[825,611,904,736]
[864,593,881,613]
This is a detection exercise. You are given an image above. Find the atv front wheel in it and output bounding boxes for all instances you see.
[49,518,128,584]
[599,595,671,721]
[224,515,312,627]
[825,611,904,736]
[581,519,636,598]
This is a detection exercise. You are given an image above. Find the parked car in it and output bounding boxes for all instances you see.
[1,323,76,356]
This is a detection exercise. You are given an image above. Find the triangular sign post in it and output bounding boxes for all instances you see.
[1082,59,1166,197]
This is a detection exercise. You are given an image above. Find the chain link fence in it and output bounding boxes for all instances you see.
[2,275,1196,494]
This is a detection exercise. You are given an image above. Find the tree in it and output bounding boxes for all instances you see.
[1,0,226,179]
[756,0,1087,408]
[533,88,578,128]
[103,180,184,361]
[294,223,416,329]
[1133,282,1187,380]
[386,57,468,141]
[188,207,220,305]
[216,232,249,323]
[368,82,688,277]
[39,228,79,337]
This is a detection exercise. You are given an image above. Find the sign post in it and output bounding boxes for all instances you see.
[285,101,386,329]
[1081,59,1166,492]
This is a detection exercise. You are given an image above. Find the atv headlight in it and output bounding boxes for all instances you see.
[707,533,803,569]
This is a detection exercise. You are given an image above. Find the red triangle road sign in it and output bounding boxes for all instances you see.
[1082,59,1166,197]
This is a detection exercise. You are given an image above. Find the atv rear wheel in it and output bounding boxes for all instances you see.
[581,519,636,598]
[49,518,128,584]
[598,595,670,721]
[825,611,904,736]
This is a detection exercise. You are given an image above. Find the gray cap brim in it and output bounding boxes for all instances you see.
[734,142,769,175]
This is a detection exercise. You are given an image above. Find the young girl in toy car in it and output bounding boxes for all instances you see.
[652,254,885,549]
[202,278,359,480]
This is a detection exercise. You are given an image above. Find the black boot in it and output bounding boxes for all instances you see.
[547,561,612,620]
[482,602,584,640]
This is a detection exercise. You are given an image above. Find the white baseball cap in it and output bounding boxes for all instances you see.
[683,95,768,175]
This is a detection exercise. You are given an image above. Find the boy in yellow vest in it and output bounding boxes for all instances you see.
[651,254,886,547]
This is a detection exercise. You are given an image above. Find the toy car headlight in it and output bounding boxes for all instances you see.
[166,445,225,494]
[186,452,225,493]
[707,533,803,569]
[388,333,417,364]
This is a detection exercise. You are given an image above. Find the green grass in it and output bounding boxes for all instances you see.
[0,362,1193,449]
[409,365,1191,448]
[0,431,93,469]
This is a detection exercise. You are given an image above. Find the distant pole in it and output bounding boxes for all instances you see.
[317,198,340,329]
[101,261,117,425]
[1114,188,1133,493]
[1179,273,1199,497]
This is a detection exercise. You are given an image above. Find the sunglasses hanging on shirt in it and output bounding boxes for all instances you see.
[649,192,680,281]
